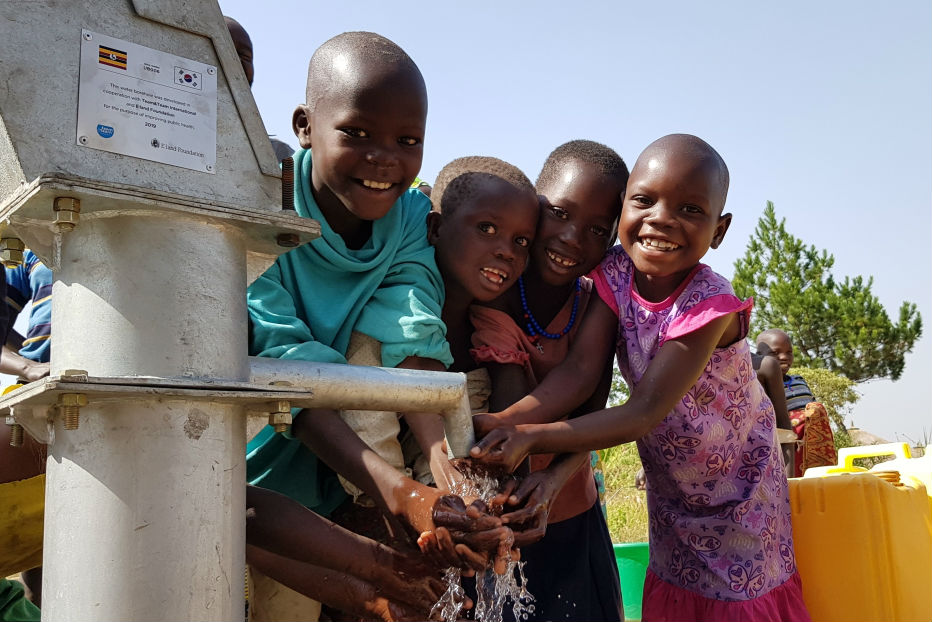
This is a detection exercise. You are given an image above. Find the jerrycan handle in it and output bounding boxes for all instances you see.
[838,442,912,469]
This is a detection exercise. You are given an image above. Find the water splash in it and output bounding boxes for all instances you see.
[430,567,468,622]
[432,465,535,622]
[472,560,535,622]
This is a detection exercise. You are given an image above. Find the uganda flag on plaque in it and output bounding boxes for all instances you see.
[98,45,127,70]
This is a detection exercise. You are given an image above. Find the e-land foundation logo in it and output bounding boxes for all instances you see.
[96,124,114,138]
[174,67,202,90]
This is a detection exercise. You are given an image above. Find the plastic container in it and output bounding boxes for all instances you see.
[613,542,649,621]
[789,460,932,621]
[806,442,932,510]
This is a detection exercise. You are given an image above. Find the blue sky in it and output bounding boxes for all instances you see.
[214,0,931,443]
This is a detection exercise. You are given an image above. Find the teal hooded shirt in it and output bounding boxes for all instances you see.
[245,148,451,514]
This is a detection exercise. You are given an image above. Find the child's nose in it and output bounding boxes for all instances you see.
[559,222,583,249]
[644,203,675,226]
[494,241,516,261]
[365,142,398,168]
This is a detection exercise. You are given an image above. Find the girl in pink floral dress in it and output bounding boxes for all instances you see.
[472,134,810,621]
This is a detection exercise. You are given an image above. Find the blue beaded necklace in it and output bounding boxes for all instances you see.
[518,276,581,353]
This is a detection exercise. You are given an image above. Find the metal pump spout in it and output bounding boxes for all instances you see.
[248,357,476,457]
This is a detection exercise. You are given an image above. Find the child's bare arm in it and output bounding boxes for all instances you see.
[396,355,461,492]
[485,296,618,427]
[246,544,444,621]
[472,313,738,469]
[291,407,506,570]
[247,485,429,576]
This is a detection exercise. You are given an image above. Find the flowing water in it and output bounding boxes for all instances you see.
[430,467,536,622]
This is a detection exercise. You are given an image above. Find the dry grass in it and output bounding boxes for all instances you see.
[600,443,649,543]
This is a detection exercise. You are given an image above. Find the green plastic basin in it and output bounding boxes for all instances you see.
[613,542,649,621]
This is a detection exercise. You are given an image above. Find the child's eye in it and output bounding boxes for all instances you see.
[515,236,530,248]
[683,204,704,214]
[550,206,569,220]
[590,225,609,237]
[399,136,422,146]
[340,128,368,138]
[478,223,496,234]
[632,195,653,207]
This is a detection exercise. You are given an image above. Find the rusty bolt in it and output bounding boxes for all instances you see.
[276,233,300,248]
[60,369,89,381]
[268,400,292,433]
[0,238,25,268]
[53,197,81,232]
[58,393,88,430]
[6,417,23,447]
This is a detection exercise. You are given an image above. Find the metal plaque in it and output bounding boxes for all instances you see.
[76,29,217,173]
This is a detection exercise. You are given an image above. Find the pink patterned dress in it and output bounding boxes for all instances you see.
[592,246,809,621]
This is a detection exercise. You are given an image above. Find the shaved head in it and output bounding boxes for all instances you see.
[757,328,791,347]
[305,31,425,113]
[636,134,730,213]
[432,156,535,216]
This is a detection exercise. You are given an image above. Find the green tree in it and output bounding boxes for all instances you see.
[733,202,922,382]
[608,371,629,407]
[788,366,858,433]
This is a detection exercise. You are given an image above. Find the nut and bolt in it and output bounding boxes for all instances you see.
[0,237,25,268]
[268,400,292,433]
[6,417,23,447]
[58,393,88,430]
[276,233,300,248]
[53,197,81,232]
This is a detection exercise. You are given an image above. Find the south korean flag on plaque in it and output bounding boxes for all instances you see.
[174,66,202,90]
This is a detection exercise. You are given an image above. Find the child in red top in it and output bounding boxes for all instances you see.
[470,140,630,621]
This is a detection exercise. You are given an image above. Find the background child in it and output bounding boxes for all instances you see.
[470,140,629,621]
[245,31,504,618]
[472,134,810,621]
[756,328,836,476]
[751,344,795,473]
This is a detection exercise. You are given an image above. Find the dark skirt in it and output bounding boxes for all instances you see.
[466,500,623,621]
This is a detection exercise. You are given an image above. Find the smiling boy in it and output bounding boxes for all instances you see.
[245,32,502,620]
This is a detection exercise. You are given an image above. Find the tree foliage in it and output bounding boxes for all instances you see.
[733,202,922,382]
[788,366,859,433]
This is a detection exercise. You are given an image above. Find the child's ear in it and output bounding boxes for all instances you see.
[426,210,442,245]
[711,212,732,249]
[292,105,313,149]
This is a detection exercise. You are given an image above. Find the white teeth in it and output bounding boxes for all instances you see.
[481,267,507,284]
[641,237,679,250]
[362,179,392,190]
[547,250,578,267]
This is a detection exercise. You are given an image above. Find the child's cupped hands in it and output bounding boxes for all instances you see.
[418,494,517,575]
[488,470,558,547]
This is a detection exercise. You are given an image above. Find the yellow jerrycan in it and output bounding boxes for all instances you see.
[789,445,932,622]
